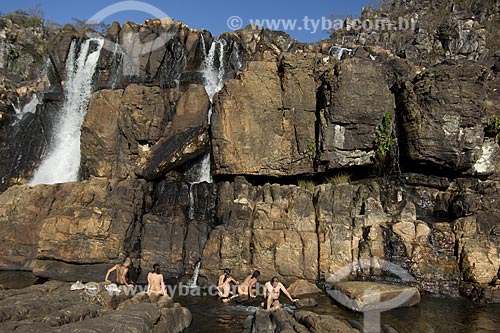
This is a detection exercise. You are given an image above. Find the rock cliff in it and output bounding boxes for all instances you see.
[0,0,499,307]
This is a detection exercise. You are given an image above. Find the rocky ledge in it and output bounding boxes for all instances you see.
[244,309,360,333]
[327,281,421,312]
[0,280,191,332]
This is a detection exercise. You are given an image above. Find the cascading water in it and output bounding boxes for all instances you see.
[30,38,104,185]
[188,261,201,288]
[186,36,229,218]
[14,94,39,121]
[328,45,353,60]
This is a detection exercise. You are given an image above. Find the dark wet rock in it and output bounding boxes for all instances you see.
[382,323,401,333]
[0,111,46,191]
[294,298,318,309]
[254,310,274,333]
[294,310,359,333]
[245,309,359,333]
[140,181,216,279]
[317,55,395,170]
[396,61,497,172]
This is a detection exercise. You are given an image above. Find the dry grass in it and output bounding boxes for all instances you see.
[326,173,351,185]
[298,179,315,192]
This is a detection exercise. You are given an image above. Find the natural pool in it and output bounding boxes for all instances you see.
[177,292,500,333]
[1,272,499,332]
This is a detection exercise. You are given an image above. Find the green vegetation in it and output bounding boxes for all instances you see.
[374,112,394,157]
[71,17,110,34]
[485,115,500,142]
[2,6,44,28]
[298,179,315,192]
[305,138,316,161]
[327,173,351,185]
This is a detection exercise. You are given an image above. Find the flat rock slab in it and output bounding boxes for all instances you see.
[327,281,420,312]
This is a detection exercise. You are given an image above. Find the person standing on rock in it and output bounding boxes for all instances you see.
[263,277,298,310]
[237,270,261,298]
[147,263,166,296]
[104,257,131,286]
[217,268,238,302]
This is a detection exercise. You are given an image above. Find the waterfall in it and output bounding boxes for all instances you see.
[186,36,227,186]
[329,45,353,60]
[15,94,39,121]
[188,261,201,288]
[186,37,232,217]
[202,37,227,105]
[30,38,104,185]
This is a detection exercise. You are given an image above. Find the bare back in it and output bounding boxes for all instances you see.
[148,272,165,294]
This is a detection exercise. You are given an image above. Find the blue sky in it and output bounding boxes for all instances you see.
[1,0,377,42]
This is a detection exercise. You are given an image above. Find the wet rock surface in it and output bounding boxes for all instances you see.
[244,309,360,333]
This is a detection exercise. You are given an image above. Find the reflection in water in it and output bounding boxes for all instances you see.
[178,292,500,333]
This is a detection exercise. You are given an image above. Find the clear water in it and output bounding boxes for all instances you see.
[177,292,500,333]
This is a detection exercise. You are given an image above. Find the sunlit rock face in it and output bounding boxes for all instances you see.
[0,1,500,308]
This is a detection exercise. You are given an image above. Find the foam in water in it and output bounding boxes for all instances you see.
[30,38,104,185]
[15,94,39,121]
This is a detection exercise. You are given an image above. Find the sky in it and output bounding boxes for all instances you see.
[0,0,377,42]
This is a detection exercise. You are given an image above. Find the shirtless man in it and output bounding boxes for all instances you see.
[147,263,166,296]
[237,270,260,298]
[217,268,238,302]
[263,276,298,311]
[104,258,131,286]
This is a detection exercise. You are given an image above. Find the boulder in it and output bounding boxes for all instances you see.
[396,62,494,171]
[317,56,395,170]
[327,281,420,312]
[244,309,359,333]
[294,298,318,309]
[0,178,147,281]
[287,279,322,296]
[459,235,500,284]
[82,84,209,180]
[211,55,317,177]
[294,310,359,333]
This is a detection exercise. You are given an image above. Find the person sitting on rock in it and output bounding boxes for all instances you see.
[263,276,298,311]
[217,268,238,302]
[104,257,131,286]
[147,263,166,296]
[237,270,260,298]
